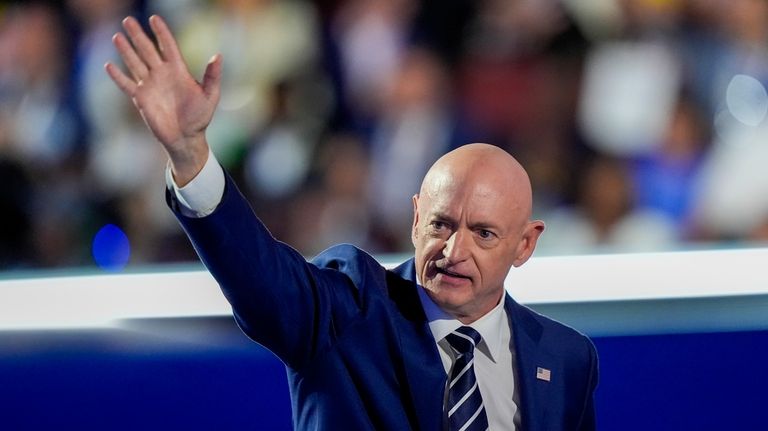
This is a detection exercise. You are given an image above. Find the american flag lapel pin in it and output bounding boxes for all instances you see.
[536,367,551,382]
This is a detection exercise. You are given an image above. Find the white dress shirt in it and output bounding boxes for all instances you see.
[167,152,521,429]
[416,281,521,430]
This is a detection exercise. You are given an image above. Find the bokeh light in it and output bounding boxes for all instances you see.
[726,74,768,127]
[91,224,130,271]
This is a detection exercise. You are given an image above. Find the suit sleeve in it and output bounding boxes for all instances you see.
[577,337,599,431]
[168,173,360,370]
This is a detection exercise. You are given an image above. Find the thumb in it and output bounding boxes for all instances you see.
[202,53,222,103]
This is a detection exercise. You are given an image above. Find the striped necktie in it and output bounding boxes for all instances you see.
[445,326,489,431]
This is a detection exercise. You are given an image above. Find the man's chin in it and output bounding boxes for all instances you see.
[424,285,471,308]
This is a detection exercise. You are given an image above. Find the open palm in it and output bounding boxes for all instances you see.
[105,15,221,182]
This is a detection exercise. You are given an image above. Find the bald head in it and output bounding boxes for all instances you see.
[411,143,544,323]
[419,143,535,221]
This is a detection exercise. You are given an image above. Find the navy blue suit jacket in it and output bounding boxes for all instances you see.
[169,174,598,430]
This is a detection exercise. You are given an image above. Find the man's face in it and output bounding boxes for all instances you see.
[411,169,543,323]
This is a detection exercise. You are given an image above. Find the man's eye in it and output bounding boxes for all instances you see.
[432,221,446,230]
[478,229,494,239]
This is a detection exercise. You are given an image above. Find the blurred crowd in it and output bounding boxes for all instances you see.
[3,0,768,271]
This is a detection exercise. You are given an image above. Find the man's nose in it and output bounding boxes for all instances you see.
[443,229,470,263]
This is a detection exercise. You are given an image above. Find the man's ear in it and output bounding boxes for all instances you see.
[512,220,545,267]
[411,194,420,247]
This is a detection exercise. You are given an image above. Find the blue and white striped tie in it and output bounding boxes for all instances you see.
[445,326,489,431]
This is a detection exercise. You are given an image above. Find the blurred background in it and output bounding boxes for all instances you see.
[3,1,768,429]
[4,0,768,272]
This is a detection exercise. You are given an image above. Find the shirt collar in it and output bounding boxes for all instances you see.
[415,280,507,363]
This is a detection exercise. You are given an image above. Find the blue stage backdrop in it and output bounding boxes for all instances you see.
[4,249,768,430]
[1,316,766,430]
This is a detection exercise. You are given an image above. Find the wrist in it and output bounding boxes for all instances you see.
[167,135,209,187]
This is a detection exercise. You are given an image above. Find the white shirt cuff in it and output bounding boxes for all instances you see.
[165,148,225,218]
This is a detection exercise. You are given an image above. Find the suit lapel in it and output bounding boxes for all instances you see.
[389,259,446,431]
[506,296,554,431]
[385,262,558,431]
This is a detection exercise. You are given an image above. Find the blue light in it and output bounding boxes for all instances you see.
[92,224,130,271]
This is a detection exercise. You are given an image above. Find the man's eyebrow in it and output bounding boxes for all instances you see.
[429,211,455,222]
[470,221,502,232]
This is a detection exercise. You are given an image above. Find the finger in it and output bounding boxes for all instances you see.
[122,16,162,68]
[149,15,183,63]
[202,54,222,103]
[104,62,137,96]
[112,32,149,81]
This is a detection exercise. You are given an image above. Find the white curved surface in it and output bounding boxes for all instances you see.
[1,248,767,331]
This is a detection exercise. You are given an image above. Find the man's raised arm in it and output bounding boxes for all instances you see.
[103,17,360,370]
[105,15,221,187]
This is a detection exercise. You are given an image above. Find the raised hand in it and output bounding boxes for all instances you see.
[105,15,222,186]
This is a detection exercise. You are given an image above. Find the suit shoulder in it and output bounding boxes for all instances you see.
[310,244,386,289]
[512,300,595,355]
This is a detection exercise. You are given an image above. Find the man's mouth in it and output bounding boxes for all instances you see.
[435,267,471,280]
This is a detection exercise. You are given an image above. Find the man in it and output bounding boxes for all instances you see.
[106,15,597,430]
